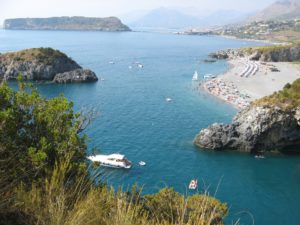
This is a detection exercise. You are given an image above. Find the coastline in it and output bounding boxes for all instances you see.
[215,34,289,46]
[201,58,300,109]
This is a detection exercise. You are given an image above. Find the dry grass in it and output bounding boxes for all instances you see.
[14,153,228,225]
[242,45,294,55]
[0,81,229,225]
[1,48,71,65]
[254,78,300,110]
[263,30,300,44]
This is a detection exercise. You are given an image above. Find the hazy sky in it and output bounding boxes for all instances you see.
[0,0,277,24]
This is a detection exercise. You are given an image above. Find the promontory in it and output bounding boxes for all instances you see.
[194,76,300,154]
[0,47,98,83]
[4,17,131,32]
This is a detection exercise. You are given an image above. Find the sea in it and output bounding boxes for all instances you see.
[1,29,300,225]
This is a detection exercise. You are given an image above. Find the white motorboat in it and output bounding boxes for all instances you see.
[166,98,172,102]
[189,179,198,190]
[87,154,132,169]
[192,71,199,81]
[203,74,216,80]
[254,155,265,159]
[139,161,146,166]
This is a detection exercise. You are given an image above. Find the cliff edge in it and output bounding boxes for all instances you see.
[0,48,98,83]
[210,45,300,62]
[194,78,300,153]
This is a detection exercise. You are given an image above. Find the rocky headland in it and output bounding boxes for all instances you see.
[210,45,300,62]
[0,48,98,83]
[195,78,300,153]
[4,17,131,32]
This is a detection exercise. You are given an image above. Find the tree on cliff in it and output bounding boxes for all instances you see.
[0,80,227,225]
[0,78,89,221]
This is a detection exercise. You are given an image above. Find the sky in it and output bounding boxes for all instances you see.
[0,0,277,25]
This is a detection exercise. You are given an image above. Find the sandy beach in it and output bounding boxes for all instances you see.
[202,58,300,109]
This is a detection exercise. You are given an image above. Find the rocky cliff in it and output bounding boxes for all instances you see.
[4,17,131,32]
[210,45,300,62]
[194,78,300,153]
[53,69,98,83]
[0,48,98,83]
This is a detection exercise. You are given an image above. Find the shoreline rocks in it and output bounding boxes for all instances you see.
[0,48,98,83]
[53,69,98,83]
[194,106,300,153]
[210,45,300,62]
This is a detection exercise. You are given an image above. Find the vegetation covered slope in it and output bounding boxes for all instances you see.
[239,44,300,62]
[0,48,98,82]
[0,81,227,225]
[194,78,300,153]
[216,19,300,44]
[2,47,76,65]
[4,17,131,32]
[254,78,300,110]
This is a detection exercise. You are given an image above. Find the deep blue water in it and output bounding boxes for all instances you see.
[1,30,300,225]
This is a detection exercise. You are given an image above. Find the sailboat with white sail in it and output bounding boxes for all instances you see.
[192,71,198,81]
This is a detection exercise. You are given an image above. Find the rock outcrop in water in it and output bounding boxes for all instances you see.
[194,106,300,153]
[194,78,300,153]
[0,48,98,83]
[4,17,131,32]
[53,69,98,83]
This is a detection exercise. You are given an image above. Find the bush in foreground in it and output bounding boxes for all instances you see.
[0,81,228,225]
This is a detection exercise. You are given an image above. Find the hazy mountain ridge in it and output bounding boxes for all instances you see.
[247,0,300,22]
[3,16,131,31]
[128,8,200,28]
[128,7,251,29]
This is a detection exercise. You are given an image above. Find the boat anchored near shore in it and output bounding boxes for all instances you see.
[87,154,132,169]
[139,161,146,166]
[189,179,198,190]
[166,97,172,102]
[192,71,199,81]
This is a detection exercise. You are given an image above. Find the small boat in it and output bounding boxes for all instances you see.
[166,98,172,102]
[139,161,146,166]
[254,155,265,159]
[109,61,115,64]
[137,64,144,68]
[87,154,132,169]
[203,74,216,80]
[189,179,198,190]
[192,71,199,81]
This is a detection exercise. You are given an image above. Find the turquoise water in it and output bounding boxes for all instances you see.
[1,30,300,225]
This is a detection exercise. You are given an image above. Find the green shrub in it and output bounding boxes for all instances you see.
[5,48,73,65]
[254,78,300,109]
[0,81,229,225]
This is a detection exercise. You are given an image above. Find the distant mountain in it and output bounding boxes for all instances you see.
[201,10,252,26]
[247,0,300,22]
[128,8,201,29]
[3,17,131,32]
[128,8,252,29]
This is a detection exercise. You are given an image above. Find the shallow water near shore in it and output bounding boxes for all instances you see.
[1,30,300,225]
